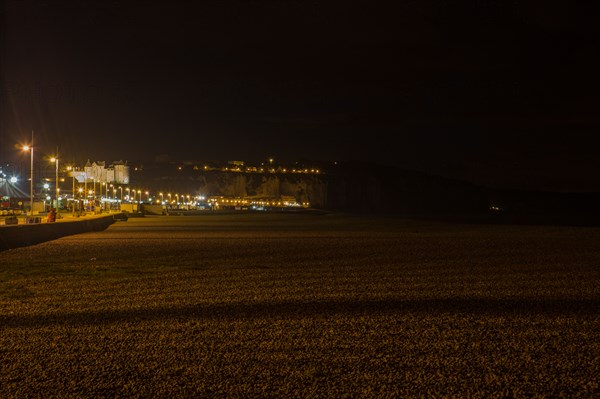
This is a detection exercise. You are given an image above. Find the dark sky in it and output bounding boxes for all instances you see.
[1,0,599,192]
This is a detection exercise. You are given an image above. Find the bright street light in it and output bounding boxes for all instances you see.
[50,155,59,209]
[22,137,34,216]
[67,165,76,217]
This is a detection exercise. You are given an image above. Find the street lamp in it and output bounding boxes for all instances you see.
[77,186,82,213]
[159,192,164,203]
[67,166,76,217]
[50,156,59,210]
[22,142,33,216]
[91,178,96,211]
[101,182,107,211]
[84,174,87,210]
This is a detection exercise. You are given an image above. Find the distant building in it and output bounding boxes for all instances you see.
[84,160,106,182]
[71,160,130,184]
[110,161,130,184]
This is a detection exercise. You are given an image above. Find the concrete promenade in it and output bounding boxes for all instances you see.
[1,210,113,225]
[0,212,116,251]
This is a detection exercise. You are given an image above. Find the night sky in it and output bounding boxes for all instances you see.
[1,0,599,192]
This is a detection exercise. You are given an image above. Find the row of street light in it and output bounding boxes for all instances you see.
[16,134,202,215]
[20,132,61,216]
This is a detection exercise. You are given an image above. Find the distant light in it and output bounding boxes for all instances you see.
[43,183,49,189]
[10,176,18,183]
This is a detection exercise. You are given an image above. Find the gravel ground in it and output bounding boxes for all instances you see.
[1,213,599,398]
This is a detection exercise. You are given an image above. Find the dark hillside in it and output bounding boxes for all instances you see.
[324,161,489,216]
[324,161,600,226]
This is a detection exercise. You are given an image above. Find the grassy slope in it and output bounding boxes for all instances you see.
[1,214,599,397]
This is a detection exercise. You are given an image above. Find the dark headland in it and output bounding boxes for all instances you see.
[324,161,600,227]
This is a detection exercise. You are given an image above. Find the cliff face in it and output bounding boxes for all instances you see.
[136,161,600,222]
[138,161,489,214]
[158,171,329,208]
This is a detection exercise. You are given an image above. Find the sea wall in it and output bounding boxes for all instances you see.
[0,215,115,251]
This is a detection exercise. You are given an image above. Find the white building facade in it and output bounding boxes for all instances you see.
[71,160,130,184]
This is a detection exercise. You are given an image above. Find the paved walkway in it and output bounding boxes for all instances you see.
[0,211,117,226]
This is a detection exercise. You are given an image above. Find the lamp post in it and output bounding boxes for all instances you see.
[78,187,83,213]
[101,182,106,211]
[67,165,75,217]
[22,142,33,216]
[84,175,87,211]
[110,184,115,210]
[50,156,59,210]
[159,192,163,204]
